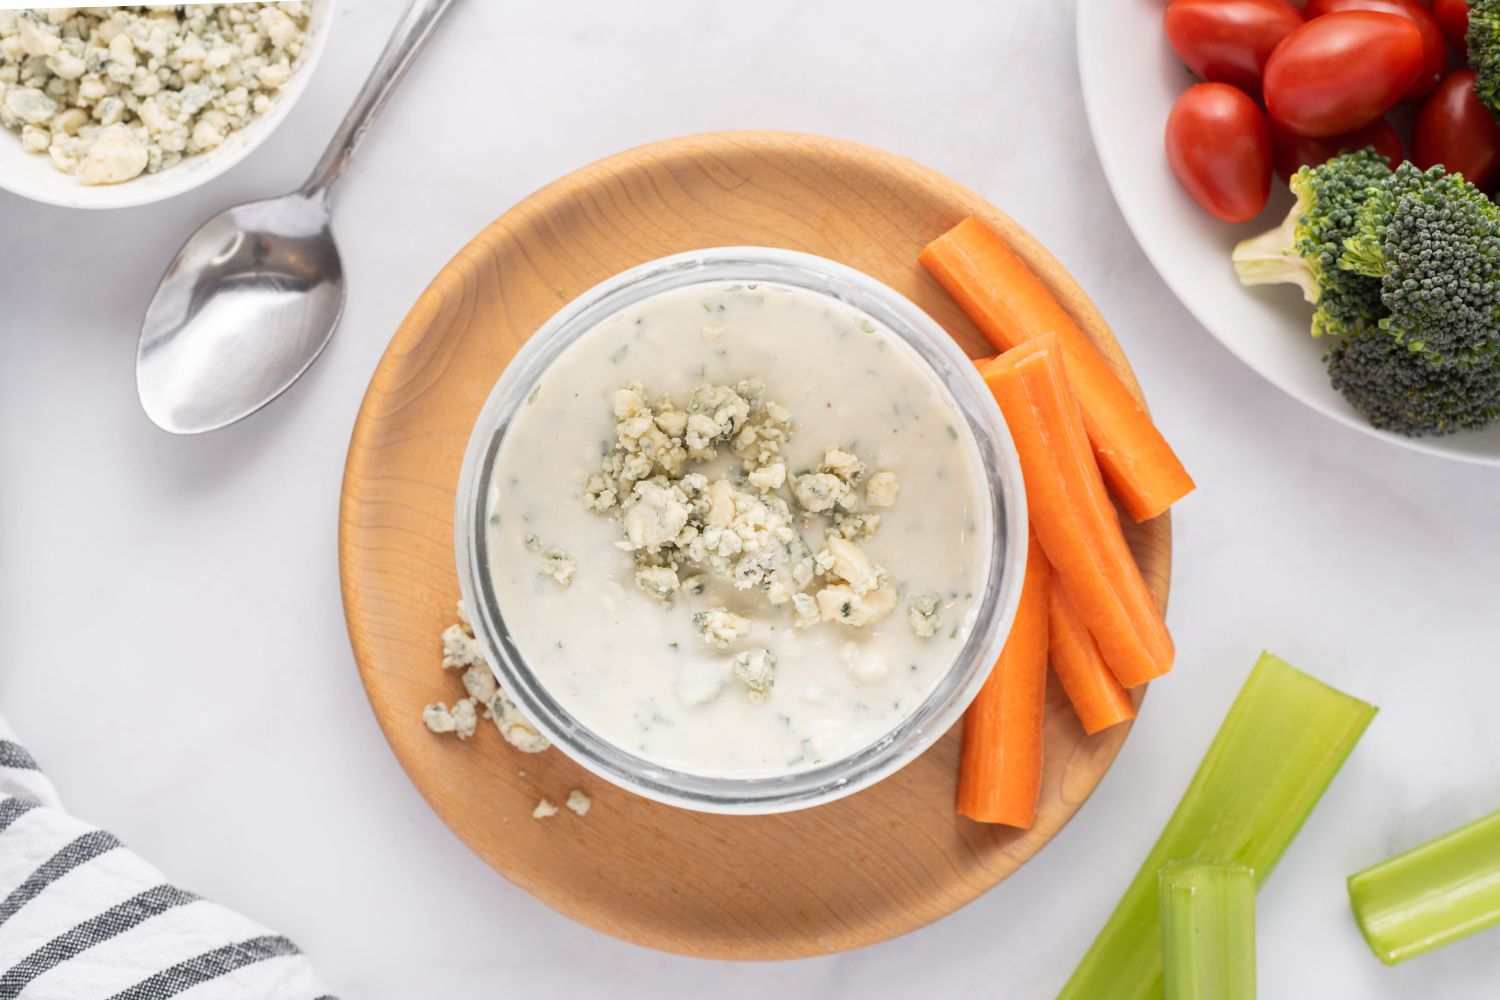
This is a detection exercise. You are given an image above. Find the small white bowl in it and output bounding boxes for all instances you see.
[0,0,336,210]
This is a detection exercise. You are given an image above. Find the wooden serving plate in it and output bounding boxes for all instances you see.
[339,131,1171,960]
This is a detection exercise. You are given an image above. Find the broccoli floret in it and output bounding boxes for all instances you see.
[1342,164,1500,359]
[1469,0,1500,118]
[1326,327,1500,435]
[1237,157,1500,436]
[1232,150,1392,339]
[1330,163,1500,435]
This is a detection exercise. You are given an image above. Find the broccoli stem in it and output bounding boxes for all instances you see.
[1231,202,1317,304]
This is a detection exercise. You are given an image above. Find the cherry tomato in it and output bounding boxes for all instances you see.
[1166,83,1274,221]
[1270,117,1404,176]
[1414,69,1500,189]
[1165,0,1304,92]
[1264,12,1425,136]
[1431,0,1469,50]
[1302,0,1445,98]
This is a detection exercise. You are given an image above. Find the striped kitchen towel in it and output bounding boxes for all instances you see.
[0,718,335,1000]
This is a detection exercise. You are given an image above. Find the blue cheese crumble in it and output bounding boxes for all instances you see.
[422,700,477,740]
[792,448,865,514]
[865,470,901,508]
[634,564,680,602]
[423,602,550,753]
[908,593,942,638]
[731,648,776,703]
[524,533,575,587]
[533,790,591,820]
[692,606,751,648]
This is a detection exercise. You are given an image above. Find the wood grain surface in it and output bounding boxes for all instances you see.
[338,131,1172,960]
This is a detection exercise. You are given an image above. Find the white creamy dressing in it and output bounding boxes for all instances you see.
[487,280,991,778]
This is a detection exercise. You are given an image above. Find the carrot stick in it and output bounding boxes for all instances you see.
[920,217,1194,522]
[981,335,1173,687]
[1049,575,1137,734]
[957,528,1049,828]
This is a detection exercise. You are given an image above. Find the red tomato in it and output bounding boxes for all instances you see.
[1166,83,1274,221]
[1270,117,1404,176]
[1165,0,1304,92]
[1431,0,1469,49]
[1302,0,1445,98]
[1263,12,1426,136]
[1414,69,1500,189]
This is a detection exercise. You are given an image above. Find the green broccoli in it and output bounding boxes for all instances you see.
[1330,162,1500,435]
[1236,159,1500,436]
[1342,163,1500,360]
[1469,0,1500,118]
[1232,150,1392,340]
[1326,325,1500,435]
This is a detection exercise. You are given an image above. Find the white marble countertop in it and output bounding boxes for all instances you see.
[3,1,1498,996]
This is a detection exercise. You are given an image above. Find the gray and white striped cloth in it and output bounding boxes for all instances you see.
[0,718,334,1000]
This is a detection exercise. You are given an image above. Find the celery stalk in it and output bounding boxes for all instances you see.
[1348,808,1500,965]
[1159,862,1256,1000]
[1057,652,1377,1000]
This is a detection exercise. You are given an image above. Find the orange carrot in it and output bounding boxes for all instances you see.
[981,335,1173,688]
[957,528,1049,828]
[920,216,1194,522]
[1048,575,1137,734]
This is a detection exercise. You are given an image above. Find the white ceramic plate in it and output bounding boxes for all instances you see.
[1076,0,1500,465]
[0,0,336,210]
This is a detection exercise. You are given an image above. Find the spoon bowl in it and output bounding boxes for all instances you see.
[138,196,344,434]
[136,0,457,434]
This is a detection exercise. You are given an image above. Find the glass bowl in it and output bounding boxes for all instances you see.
[455,247,1027,814]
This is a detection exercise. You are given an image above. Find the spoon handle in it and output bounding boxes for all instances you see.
[301,0,458,203]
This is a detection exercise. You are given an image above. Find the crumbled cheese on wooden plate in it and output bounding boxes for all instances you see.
[422,602,551,753]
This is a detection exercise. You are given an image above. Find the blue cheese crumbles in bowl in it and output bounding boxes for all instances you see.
[0,3,333,209]
[454,248,1027,814]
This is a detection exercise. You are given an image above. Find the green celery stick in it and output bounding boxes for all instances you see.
[1348,808,1500,965]
[1057,652,1377,1000]
[1159,862,1257,1000]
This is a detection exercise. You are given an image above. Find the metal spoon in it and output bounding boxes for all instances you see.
[137,0,457,434]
